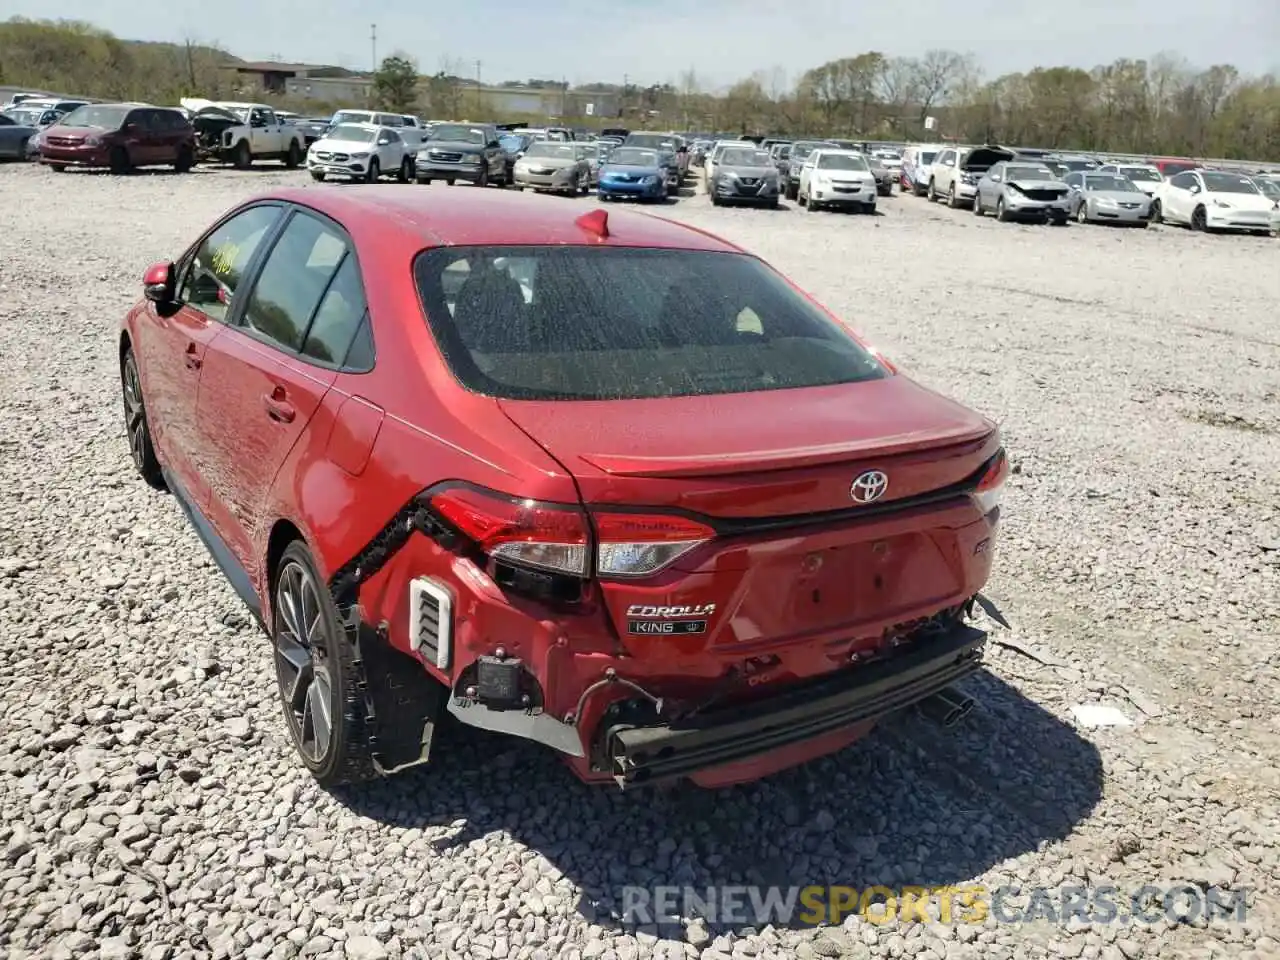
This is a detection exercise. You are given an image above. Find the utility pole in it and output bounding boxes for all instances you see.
[474,60,482,118]
[622,73,628,121]
[370,24,377,72]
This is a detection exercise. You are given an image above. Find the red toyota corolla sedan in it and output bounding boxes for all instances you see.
[120,187,1007,789]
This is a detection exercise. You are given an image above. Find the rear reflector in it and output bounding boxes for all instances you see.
[971,449,1009,516]
[427,486,715,579]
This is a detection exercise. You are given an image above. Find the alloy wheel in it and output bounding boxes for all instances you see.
[274,560,335,765]
[122,356,147,472]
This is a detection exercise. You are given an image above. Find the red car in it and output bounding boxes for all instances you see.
[41,103,196,174]
[120,188,1007,789]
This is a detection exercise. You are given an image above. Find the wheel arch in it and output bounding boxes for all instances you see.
[266,519,306,599]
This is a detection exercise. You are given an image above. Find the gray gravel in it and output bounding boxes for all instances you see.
[0,163,1278,960]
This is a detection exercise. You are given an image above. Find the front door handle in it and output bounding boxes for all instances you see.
[184,343,202,370]
[263,388,296,423]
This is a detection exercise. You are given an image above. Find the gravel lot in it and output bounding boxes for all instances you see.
[1,162,1278,960]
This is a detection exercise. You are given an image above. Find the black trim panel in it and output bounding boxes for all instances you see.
[162,466,263,624]
[606,623,986,786]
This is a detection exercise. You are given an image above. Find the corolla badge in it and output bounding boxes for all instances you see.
[850,470,889,504]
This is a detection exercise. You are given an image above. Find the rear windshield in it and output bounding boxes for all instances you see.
[413,246,888,401]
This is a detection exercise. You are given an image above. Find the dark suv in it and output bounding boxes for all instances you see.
[39,104,196,174]
[413,122,506,187]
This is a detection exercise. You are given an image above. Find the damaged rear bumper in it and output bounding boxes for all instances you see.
[605,623,986,786]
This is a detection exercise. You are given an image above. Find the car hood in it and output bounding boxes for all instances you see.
[313,137,376,151]
[963,146,1016,169]
[519,155,578,168]
[497,375,993,481]
[43,123,109,138]
[424,139,485,151]
[602,163,662,176]
[1207,192,1276,211]
[815,168,875,180]
[179,98,241,122]
[718,164,776,177]
[1007,178,1068,191]
[1086,190,1149,202]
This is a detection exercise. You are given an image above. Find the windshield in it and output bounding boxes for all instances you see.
[59,105,131,129]
[327,124,376,143]
[918,151,937,165]
[1201,172,1260,195]
[1085,175,1140,192]
[1006,165,1053,181]
[817,153,869,171]
[332,111,373,125]
[431,124,486,144]
[1160,162,1197,177]
[626,134,674,150]
[7,109,39,125]
[791,143,828,161]
[721,148,771,167]
[1121,167,1161,182]
[608,147,658,167]
[1254,178,1280,200]
[498,134,527,152]
[524,142,577,160]
[414,247,887,402]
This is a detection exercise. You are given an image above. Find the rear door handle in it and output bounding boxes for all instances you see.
[184,343,201,370]
[263,388,296,423]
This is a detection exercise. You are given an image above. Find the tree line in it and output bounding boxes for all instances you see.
[5,17,1277,161]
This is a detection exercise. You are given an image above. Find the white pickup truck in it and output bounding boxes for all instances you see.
[180,99,306,169]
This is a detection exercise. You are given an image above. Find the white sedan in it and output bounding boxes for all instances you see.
[1154,170,1277,235]
[307,122,415,183]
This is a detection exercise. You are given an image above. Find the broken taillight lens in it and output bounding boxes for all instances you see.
[971,449,1009,517]
[592,512,715,578]
[429,487,590,577]
[427,487,716,580]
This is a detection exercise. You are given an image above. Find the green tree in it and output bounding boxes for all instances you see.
[372,54,419,113]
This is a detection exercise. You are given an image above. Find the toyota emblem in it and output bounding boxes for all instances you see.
[850,470,889,504]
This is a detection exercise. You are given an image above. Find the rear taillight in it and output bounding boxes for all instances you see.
[592,512,715,578]
[427,487,715,580]
[971,449,1009,517]
[430,487,589,577]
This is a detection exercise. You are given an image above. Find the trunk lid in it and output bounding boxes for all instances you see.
[499,378,1000,658]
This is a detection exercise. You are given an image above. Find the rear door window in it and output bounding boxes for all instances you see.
[241,211,349,352]
[414,246,887,401]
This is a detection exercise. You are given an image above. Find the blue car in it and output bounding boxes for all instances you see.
[597,146,669,202]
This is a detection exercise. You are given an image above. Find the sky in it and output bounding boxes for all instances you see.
[11,0,1280,90]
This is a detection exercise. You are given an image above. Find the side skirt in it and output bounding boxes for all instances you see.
[161,466,265,631]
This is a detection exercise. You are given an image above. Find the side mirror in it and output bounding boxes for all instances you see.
[124,122,141,135]
[143,262,174,304]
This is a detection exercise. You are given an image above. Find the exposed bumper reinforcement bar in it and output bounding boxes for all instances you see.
[605,623,986,787]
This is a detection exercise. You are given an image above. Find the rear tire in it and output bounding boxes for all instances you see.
[272,541,378,788]
[121,349,165,491]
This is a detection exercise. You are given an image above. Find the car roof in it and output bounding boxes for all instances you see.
[258,187,743,253]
